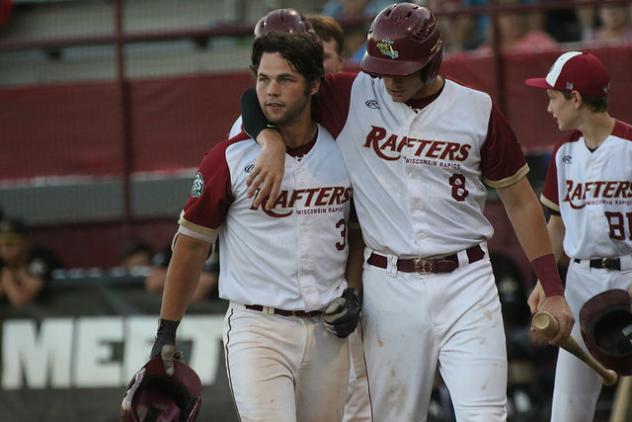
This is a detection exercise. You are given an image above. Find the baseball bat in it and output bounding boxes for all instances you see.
[531,311,618,386]
[609,376,632,422]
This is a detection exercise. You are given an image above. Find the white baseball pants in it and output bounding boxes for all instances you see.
[223,303,350,422]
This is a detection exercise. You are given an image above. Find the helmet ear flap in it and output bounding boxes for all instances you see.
[420,47,442,84]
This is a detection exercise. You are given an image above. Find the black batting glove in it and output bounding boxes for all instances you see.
[323,288,362,339]
[150,318,181,375]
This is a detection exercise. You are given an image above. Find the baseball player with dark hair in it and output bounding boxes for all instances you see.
[228,8,316,138]
[150,32,361,421]
[227,10,371,421]
[525,51,632,422]
[240,3,575,420]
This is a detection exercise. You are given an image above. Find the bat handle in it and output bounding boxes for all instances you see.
[532,311,559,338]
[532,311,619,386]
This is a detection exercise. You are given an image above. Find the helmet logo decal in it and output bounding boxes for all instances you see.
[376,39,399,59]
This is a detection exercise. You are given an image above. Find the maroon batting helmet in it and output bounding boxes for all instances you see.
[361,3,443,82]
[254,8,315,38]
[121,357,202,422]
[580,289,632,375]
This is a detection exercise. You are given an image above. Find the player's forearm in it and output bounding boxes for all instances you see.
[498,179,564,296]
[498,179,552,260]
[345,225,365,291]
[546,215,566,262]
[159,234,212,321]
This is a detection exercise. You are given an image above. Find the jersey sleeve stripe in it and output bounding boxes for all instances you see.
[484,163,529,188]
[540,194,560,213]
[178,212,219,240]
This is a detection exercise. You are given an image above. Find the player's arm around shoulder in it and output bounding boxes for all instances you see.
[496,177,575,344]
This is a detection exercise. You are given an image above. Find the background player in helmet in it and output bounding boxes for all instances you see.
[525,50,632,422]
[241,3,574,420]
[306,14,345,74]
[150,32,361,421]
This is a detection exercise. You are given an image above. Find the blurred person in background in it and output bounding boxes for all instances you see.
[0,218,62,308]
[120,239,154,271]
[425,0,465,53]
[307,14,345,73]
[145,240,219,302]
[540,0,583,43]
[479,0,557,52]
[321,0,396,65]
[459,0,559,52]
[591,3,632,43]
[455,0,490,51]
[322,0,395,18]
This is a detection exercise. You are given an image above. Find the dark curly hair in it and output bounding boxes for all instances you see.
[250,32,324,85]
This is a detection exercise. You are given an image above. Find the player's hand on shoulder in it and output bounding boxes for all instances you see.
[150,319,181,376]
[537,295,575,346]
[323,288,362,339]
[247,129,285,210]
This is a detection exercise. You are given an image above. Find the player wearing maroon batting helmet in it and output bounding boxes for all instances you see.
[241,3,574,420]
[525,51,632,422]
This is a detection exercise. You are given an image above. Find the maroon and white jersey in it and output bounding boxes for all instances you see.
[541,120,632,259]
[314,72,527,257]
[178,126,352,311]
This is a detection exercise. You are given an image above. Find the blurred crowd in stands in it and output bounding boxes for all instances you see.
[0,204,220,309]
[326,0,632,65]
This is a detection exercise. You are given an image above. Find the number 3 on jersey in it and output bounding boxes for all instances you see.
[336,219,347,251]
[449,173,469,202]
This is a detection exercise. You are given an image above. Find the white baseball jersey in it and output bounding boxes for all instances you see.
[286,71,528,421]
[541,120,632,259]
[178,126,351,311]
[540,120,632,422]
[315,72,528,257]
[231,93,371,422]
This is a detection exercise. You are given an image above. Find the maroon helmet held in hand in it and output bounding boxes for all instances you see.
[121,357,202,422]
[580,289,632,375]
[361,3,443,83]
[254,8,316,38]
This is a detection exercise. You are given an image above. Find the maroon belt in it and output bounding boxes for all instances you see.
[245,304,322,318]
[367,245,485,274]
